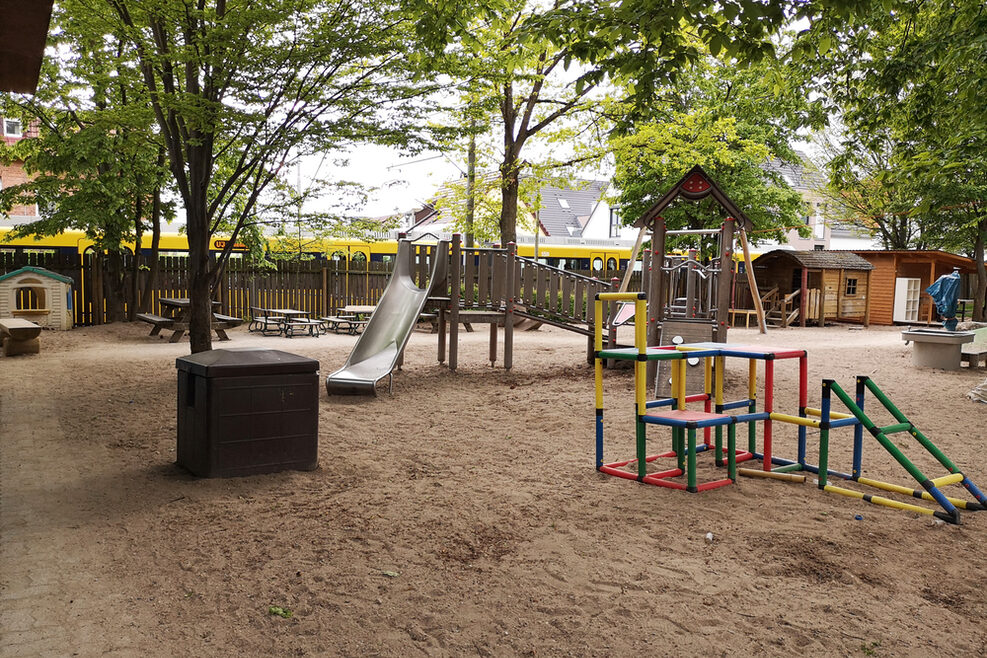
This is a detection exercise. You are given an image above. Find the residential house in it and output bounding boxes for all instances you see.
[0,116,39,223]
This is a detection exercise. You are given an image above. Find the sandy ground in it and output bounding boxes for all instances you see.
[2,320,987,657]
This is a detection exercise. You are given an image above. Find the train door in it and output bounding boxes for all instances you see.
[589,251,621,276]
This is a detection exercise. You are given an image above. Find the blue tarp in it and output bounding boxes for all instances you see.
[926,271,961,330]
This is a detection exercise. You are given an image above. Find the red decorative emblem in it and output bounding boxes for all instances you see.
[682,173,711,193]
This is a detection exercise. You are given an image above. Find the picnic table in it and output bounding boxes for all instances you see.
[136,298,242,342]
[256,307,325,337]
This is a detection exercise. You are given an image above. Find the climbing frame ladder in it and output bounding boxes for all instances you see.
[819,376,987,524]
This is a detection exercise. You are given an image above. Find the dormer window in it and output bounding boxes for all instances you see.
[558,198,569,209]
[3,118,22,137]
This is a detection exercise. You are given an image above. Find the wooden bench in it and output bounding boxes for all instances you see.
[961,344,987,369]
[135,313,175,337]
[729,309,760,328]
[0,318,42,356]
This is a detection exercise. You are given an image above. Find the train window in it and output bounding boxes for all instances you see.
[350,251,367,263]
[379,254,393,264]
[592,257,603,272]
[329,251,346,262]
[606,257,617,270]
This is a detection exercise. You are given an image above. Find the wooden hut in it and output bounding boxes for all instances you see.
[747,250,874,327]
[851,250,976,325]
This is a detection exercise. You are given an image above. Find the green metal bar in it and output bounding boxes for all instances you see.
[829,382,932,486]
[862,378,909,423]
[727,423,737,482]
[772,463,804,474]
[909,426,961,473]
[675,427,685,471]
[864,378,962,474]
[715,426,723,467]
[880,422,912,435]
[687,427,698,492]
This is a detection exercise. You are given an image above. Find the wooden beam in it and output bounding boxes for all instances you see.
[619,224,649,293]
[737,227,766,334]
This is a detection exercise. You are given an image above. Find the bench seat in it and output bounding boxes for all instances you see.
[961,344,987,369]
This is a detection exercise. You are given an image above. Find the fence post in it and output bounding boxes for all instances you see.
[449,233,461,371]
[504,242,515,370]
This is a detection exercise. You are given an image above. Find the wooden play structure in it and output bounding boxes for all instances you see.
[0,266,74,330]
[326,166,766,394]
[592,292,987,524]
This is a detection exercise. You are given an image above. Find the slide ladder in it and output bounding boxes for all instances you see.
[822,376,987,524]
[326,239,448,396]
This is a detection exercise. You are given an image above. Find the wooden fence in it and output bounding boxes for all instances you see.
[1,245,632,329]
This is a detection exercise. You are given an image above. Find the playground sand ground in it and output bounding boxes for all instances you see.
[2,322,987,656]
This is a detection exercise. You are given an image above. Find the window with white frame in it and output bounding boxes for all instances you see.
[609,208,620,238]
[3,118,22,137]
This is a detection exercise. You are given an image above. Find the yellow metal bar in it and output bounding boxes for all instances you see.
[823,484,935,516]
[715,355,724,406]
[676,358,686,410]
[598,292,640,302]
[931,473,964,488]
[634,298,647,412]
[804,407,853,420]
[856,476,975,509]
[748,359,757,400]
[769,412,821,428]
[704,356,712,397]
[738,468,806,483]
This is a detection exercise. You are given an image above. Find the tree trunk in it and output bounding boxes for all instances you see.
[974,217,986,322]
[103,250,128,322]
[138,187,163,314]
[186,143,215,353]
[499,155,520,245]
[465,129,476,248]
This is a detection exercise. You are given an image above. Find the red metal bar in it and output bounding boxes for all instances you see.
[799,355,808,408]
[643,476,688,490]
[696,479,734,492]
[764,359,774,471]
[599,465,639,480]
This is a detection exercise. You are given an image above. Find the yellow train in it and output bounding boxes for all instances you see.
[0,227,635,272]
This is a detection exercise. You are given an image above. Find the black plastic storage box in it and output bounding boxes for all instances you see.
[176,348,319,477]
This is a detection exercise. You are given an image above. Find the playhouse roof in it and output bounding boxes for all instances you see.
[754,249,875,271]
[0,265,74,285]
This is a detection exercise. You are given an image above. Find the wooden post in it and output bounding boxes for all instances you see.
[715,218,735,342]
[449,234,461,371]
[819,279,827,328]
[864,268,872,327]
[93,252,104,325]
[800,266,808,328]
[737,227,766,334]
[647,217,666,384]
[928,261,936,324]
[619,224,648,293]
[504,243,515,370]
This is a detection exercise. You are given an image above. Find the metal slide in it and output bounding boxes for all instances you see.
[326,239,448,395]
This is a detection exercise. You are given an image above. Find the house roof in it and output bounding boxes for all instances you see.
[537,180,608,237]
[0,265,74,285]
[762,150,826,191]
[0,0,53,94]
[848,249,976,270]
[754,249,875,271]
[412,176,608,238]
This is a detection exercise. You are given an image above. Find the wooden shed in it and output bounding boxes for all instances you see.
[851,250,977,325]
[747,250,874,327]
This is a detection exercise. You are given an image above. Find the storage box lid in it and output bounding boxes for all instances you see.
[176,348,319,377]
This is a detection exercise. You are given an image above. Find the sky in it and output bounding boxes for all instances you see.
[305,144,464,219]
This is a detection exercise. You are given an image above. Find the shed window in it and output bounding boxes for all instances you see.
[845,278,858,296]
